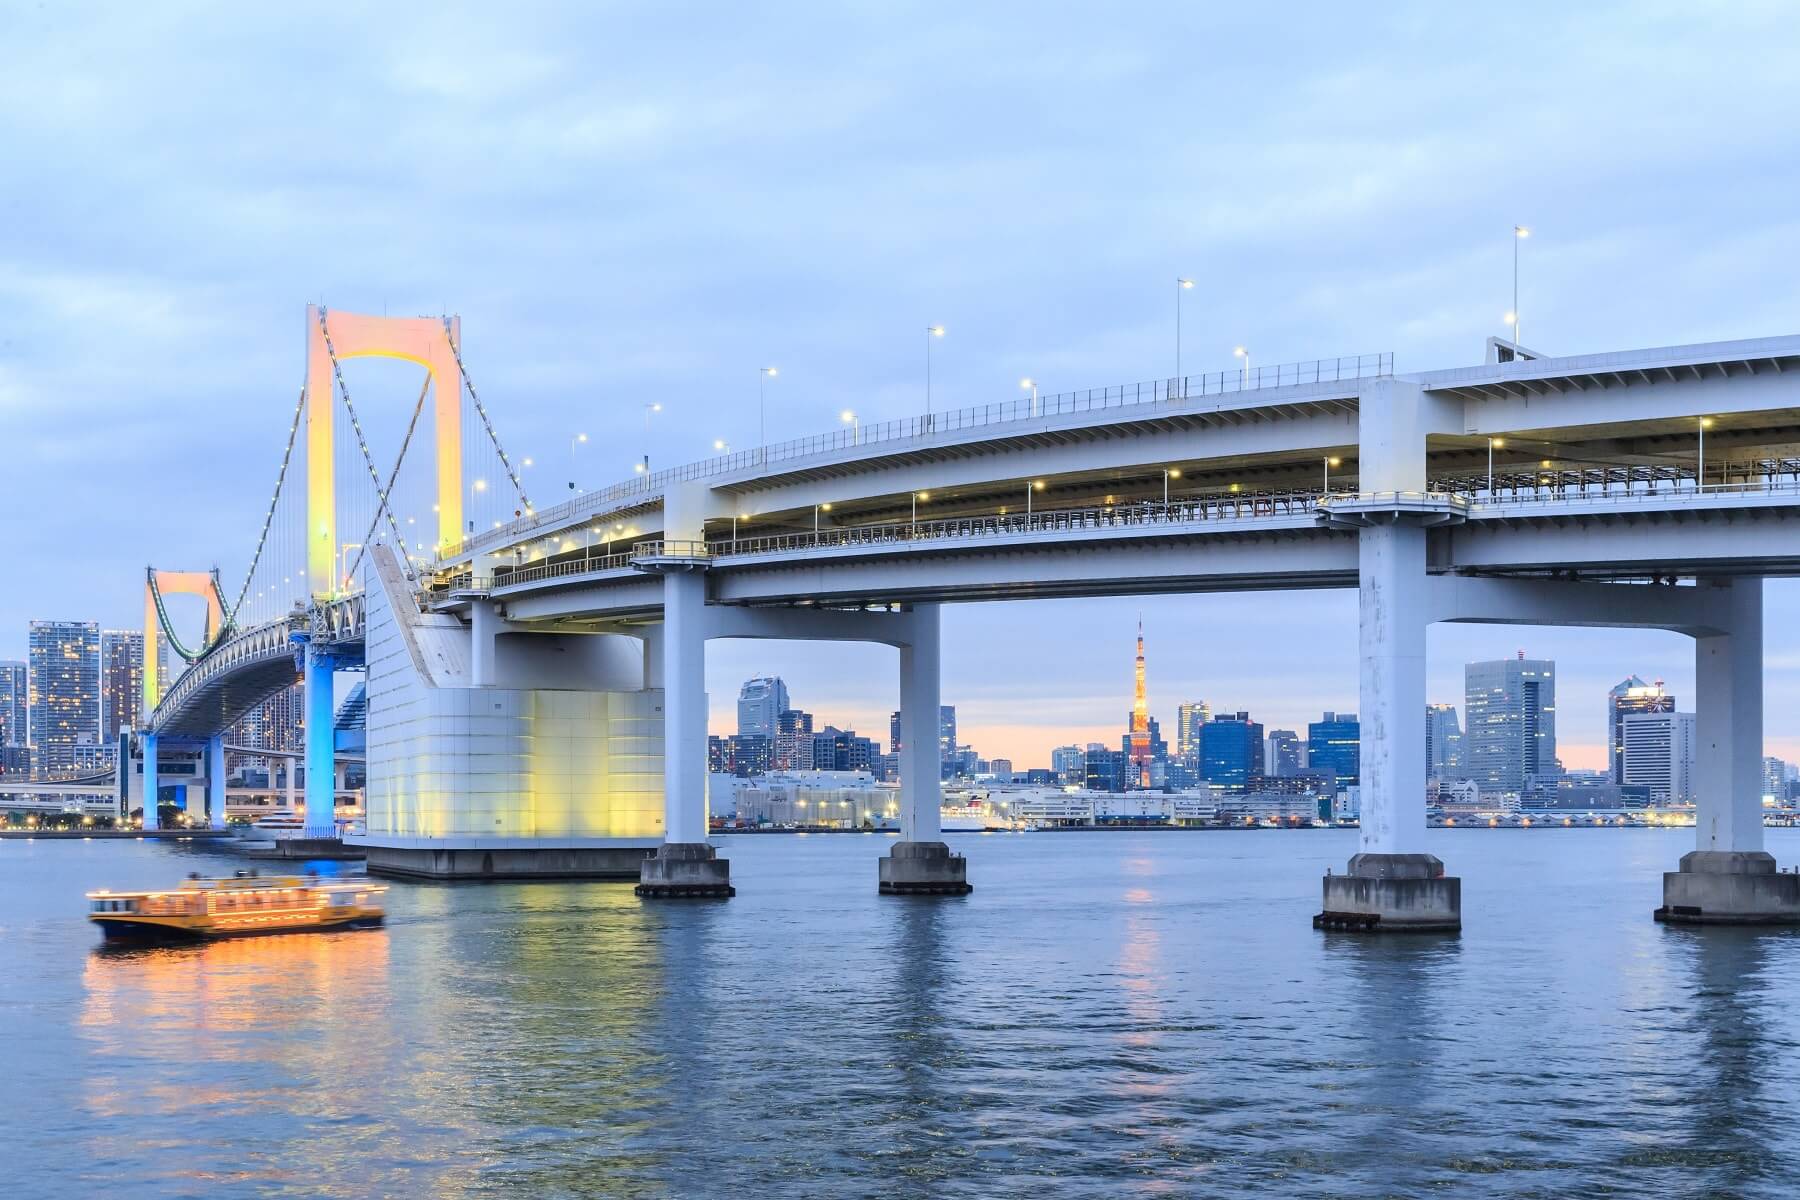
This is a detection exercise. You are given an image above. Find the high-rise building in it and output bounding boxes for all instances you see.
[28,620,100,775]
[1622,711,1695,806]
[1465,653,1557,795]
[99,630,146,738]
[230,680,305,758]
[1177,701,1211,761]
[1763,756,1791,801]
[889,710,902,754]
[1200,712,1264,790]
[1607,677,1674,784]
[1306,712,1360,786]
[1051,744,1086,783]
[0,660,26,746]
[736,677,790,738]
[1085,748,1129,793]
[1425,703,1465,780]
[776,708,815,770]
[1265,730,1302,777]
[939,705,956,778]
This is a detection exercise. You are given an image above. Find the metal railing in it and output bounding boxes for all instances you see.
[442,352,1392,559]
[710,491,1325,559]
[1433,458,1800,504]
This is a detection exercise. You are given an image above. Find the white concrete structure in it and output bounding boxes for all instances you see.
[1623,711,1696,805]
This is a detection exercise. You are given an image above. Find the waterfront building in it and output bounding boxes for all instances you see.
[710,733,773,777]
[1765,756,1792,801]
[1607,677,1674,784]
[27,620,100,776]
[988,758,1013,781]
[1465,653,1558,796]
[1199,712,1263,790]
[1176,701,1211,760]
[1622,711,1696,806]
[1519,776,1652,811]
[736,676,789,738]
[810,727,879,773]
[1265,730,1302,777]
[0,660,25,746]
[1050,744,1086,784]
[99,629,145,738]
[1306,712,1359,786]
[776,708,815,770]
[1425,703,1465,780]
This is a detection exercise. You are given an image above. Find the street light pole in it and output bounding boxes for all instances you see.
[1020,377,1037,418]
[1487,437,1504,496]
[1234,346,1250,389]
[759,367,777,447]
[1176,278,1193,394]
[1511,225,1529,345]
[1699,417,1712,490]
[569,432,587,492]
[642,402,662,472]
[925,326,944,415]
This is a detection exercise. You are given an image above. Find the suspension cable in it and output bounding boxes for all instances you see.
[317,307,411,591]
[441,316,533,515]
[224,381,308,631]
[344,371,431,585]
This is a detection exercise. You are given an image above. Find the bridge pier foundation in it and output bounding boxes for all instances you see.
[882,603,970,896]
[638,567,732,898]
[1658,579,1799,924]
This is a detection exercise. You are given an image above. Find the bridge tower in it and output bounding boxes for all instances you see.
[304,306,465,596]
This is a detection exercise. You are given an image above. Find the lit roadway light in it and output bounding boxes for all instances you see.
[1511,224,1530,344]
[758,367,778,446]
[1233,346,1250,389]
[1175,277,1194,389]
[841,409,860,445]
[925,326,945,414]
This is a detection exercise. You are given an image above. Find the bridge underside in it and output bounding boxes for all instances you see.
[151,656,302,740]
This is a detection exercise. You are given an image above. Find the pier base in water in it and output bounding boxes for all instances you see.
[636,842,734,898]
[879,840,973,896]
[1656,851,1800,925]
[1315,853,1460,932]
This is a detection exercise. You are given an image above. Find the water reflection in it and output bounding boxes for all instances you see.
[1663,928,1788,1190]
[883,898,958,1190]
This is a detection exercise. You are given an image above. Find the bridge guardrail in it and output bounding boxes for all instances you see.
[1432,459,1800,503]
[441,352,1393,560]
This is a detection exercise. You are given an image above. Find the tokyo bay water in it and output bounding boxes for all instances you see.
[8,828,1800,1198]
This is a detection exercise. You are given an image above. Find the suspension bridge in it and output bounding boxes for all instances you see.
[137,311,1800,927]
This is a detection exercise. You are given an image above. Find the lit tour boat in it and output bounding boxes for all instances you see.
[86,871,386,943]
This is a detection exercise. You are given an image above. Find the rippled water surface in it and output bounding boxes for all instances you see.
[7,828,1800,1198]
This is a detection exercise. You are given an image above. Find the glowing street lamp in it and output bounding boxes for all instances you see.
[1162,466,1182,506]
[1020,376,1038,417]
[841,409,860,445]
[1511,224,1530,344]
[1026,478,1045,516]
[1323,456,1342,494]
[1233,346,1250,389]
[1699,417,1714,489]
[467,478,487,533]
[925,325,945,414]
[1487,436,1505,495]
[813,500,833,535]
[569,431,587,491]
[1176,277,1194,390]
[642,402,662,472]
[759,367,778,446]
[911,490,930,533]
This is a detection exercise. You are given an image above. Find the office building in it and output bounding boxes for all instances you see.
[1306,712,1360,786]
[0,660,25,746]
[100,630,146,738]
[28,620,100,775]
[1425,703,1465,780]
[939,705,957,770]
[1465,653,1558,795]
[1622,711,1695,806]
[1177,701,1211,761]
[1607,677,1674,784]
[1200,712,1264,790]
[1265,730,1302,777]
[736,677,790,738]
[776,708,815,771]
[1051,744,1086,784]
[1085,748,1130,793]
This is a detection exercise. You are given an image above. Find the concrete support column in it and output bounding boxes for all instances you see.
[304,646,338,839]
[142,733,160,830]
[897,603,943,842]
[1357,522,1428,856]
[1694,578,1763,855]
[881,603,971,896]
[207,736,227,830]
[637,568,732,897]
[470,600,498,687]
[1316,519,1458,932]
[1658,578,1797,924]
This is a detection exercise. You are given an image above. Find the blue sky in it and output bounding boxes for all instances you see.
[3,2,1799,769]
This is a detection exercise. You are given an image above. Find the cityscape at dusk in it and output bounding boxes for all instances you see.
[9,4,1800,1197]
